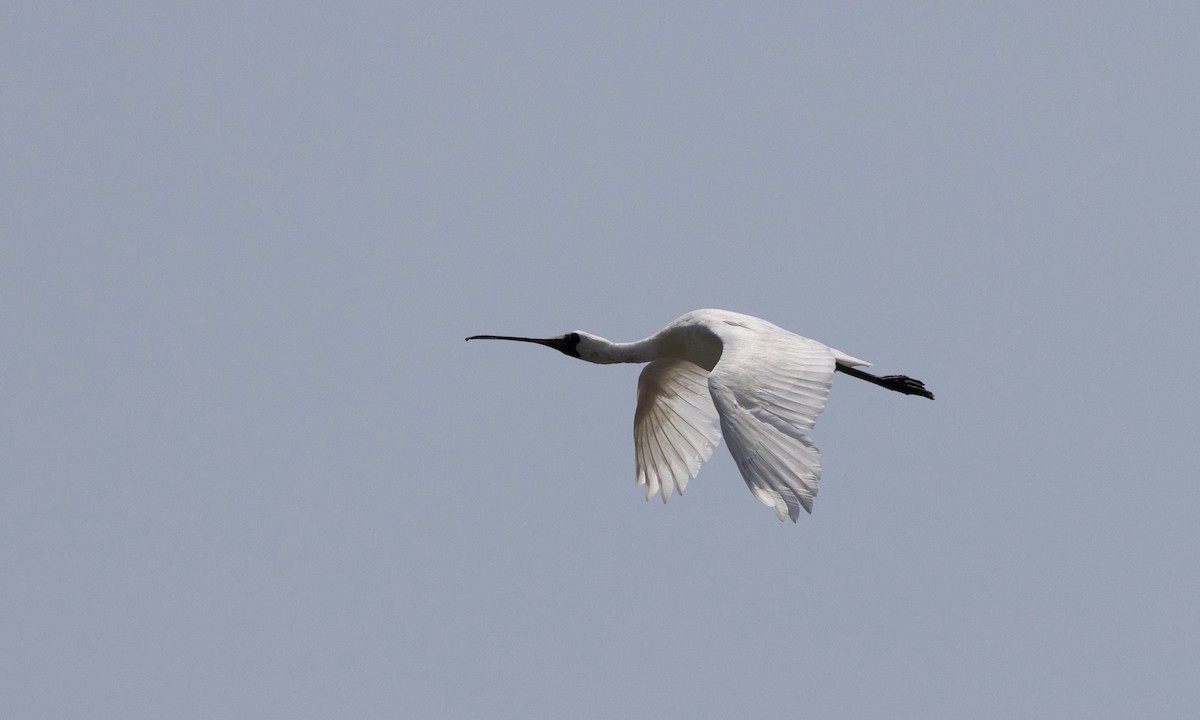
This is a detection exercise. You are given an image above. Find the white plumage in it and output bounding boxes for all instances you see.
[467,309,932,522]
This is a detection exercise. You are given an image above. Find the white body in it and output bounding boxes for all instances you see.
[582,309,868,522]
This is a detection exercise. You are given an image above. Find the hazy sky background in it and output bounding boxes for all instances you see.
[4,2,1199,718]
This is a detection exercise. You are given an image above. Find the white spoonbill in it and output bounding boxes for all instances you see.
[466,309,932,522]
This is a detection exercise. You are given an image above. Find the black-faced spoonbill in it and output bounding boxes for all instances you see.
[466,309,932,522]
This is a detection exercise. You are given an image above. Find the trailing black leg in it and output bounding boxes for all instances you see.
[836,363,934,399]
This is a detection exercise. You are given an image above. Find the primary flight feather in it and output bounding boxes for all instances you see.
[467,309,932,522]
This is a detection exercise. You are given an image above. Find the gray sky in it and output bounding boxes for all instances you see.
[4,2,1199,718]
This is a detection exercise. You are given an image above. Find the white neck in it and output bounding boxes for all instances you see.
[579,335,660,364]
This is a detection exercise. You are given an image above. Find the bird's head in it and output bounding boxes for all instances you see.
[464,330,631,364]
[464,331,583,359]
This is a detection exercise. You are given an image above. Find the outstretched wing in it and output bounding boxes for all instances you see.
[634,358,723,503]
[706,327,836,521]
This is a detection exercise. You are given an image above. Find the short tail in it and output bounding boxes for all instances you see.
[835,364,934,400]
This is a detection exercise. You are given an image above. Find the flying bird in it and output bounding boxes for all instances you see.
[466,309,932,522]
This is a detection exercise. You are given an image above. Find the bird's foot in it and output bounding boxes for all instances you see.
[879,375,935,400]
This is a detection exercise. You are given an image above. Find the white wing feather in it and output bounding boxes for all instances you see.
[634,359,723,503]
[706,325,836,521]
